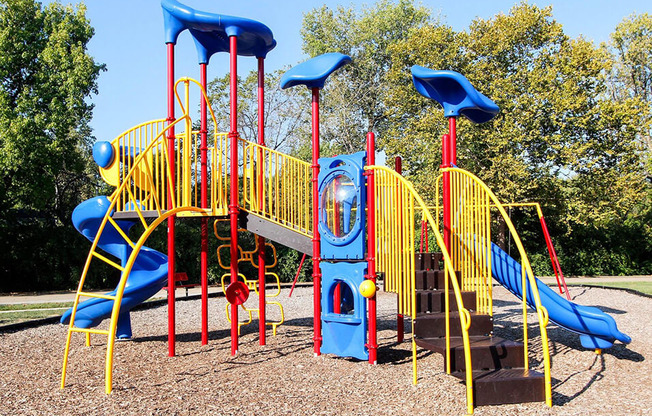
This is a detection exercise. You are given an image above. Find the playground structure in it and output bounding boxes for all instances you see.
[59,1,631,413]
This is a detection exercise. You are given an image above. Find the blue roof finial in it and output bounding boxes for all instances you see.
[161,0,276,64]
[411,66,499,124]
[280,53,352,90]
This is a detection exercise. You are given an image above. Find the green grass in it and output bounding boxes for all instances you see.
[567,281,652,296]
[0,302,72,311]
[0,302,72,326]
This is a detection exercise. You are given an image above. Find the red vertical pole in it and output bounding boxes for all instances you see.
[228,36,239,355]
[442,133,451,251]
[200,62,209,345]
[366,132,378,364]
[311,87,322,356]
[539,215,571,300]
[394,156,404,343]
[257,57,267,345]
[448,117,457,165]
[166,42,176,358]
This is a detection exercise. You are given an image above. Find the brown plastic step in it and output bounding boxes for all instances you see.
[415,335,525,372]
[415,290,477,313]
[452,368,546,406]
[414,252,443,271]
[414,312,493,338]
[415,270,462,291]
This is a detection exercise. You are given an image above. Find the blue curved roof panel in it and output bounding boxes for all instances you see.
[161,0,276,63]
[280,52,352,89]
[411,66,499,124]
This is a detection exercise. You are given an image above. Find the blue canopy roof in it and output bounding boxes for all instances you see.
[280,53,352,89]
[411,66,499,124]
[161,0,276,63]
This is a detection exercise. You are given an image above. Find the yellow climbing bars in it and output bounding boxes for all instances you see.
[213,219,285,335]
[240,138,312,237]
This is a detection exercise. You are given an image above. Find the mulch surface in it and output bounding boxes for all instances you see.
[0,286,649,415]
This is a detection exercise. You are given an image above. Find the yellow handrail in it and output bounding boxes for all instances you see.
[366,165,475,415]
[444,167,552,408]
[240,138,312,237]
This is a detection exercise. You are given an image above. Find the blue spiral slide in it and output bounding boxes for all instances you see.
[491,243,631,349]
[60,196,168,339]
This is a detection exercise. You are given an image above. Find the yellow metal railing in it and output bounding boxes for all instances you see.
[98,78,229,217]
[241,139,312,237]
[442,167,552,408]
[368,165,475,415]
[61,110,209,394]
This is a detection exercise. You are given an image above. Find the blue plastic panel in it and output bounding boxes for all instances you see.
[411,66,499,124]
[320,261,368,360]
[161,0,276,62]
[280,52,351,89]
[491,242,631,349]
[318,152,366,260]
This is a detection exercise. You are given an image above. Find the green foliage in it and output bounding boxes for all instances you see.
[0,0,104,291]
[300,1,651,275]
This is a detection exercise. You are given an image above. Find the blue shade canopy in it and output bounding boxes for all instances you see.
[280,52,352,89]
[411,66,499,124]
[161,0,276,63]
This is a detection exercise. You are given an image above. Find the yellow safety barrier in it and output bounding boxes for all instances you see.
[214,219,285,335]
[97,78,230,217]
[367,165,474,415]
[240,138,312,237]
[61,104,210,393]
[443,167,552,408]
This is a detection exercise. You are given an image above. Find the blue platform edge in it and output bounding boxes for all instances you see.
[490,242,631,349]
[280,52,351,89]
[161,0,276,63]
[411,66,499,124]
[320,261,368,361]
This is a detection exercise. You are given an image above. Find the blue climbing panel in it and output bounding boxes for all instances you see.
[318,152,366,260]
[320,261,368,361]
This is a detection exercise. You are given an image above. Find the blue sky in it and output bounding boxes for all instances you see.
[44,0,651,142]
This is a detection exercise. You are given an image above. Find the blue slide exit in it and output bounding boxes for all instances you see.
[60,196,168,339]
[491,243,631,349]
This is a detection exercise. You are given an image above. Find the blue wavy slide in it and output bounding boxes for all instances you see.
[491,243,631,350]
[61,196,168,339]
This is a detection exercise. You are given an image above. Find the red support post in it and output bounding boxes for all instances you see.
[228,35,239,355]
[448,117,457,166]
[442,133,451,251]
[366,132,378,364]
[394,156,404,343]
[257,57,267,345]
[200,62,209,345]
[166,42,176,358]
[539,215,571,300]
[311,87,322,356]
[288,253,307,298]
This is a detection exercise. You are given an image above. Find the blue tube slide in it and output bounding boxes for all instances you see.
[60,196,168,339]
[491,243,631,349]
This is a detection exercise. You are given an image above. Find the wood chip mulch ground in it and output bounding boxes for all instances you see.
[0,285,649,415]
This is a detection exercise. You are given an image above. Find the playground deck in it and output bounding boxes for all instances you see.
[1,285,648,415]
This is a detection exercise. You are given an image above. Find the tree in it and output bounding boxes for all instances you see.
[206,68,309,153]
[300,1,650,275]
[608,13,652,179]
[0,0,104,291]
[300,0,431,154]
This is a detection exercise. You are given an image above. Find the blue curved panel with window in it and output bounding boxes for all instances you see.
[320,261,368,360]
[318,151,366,260]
